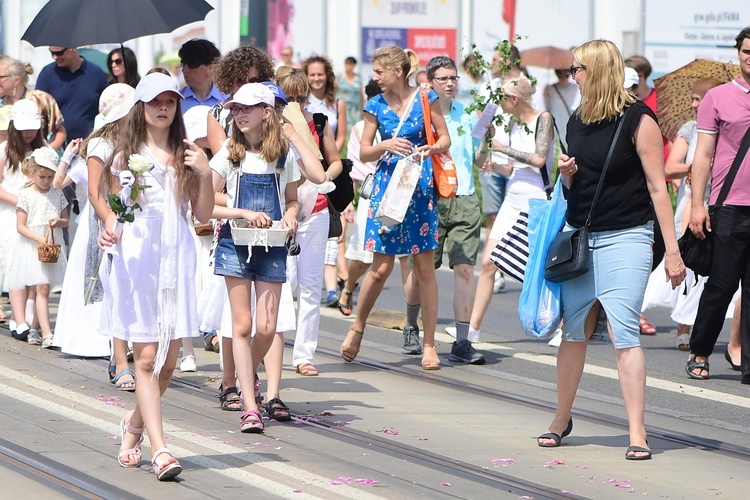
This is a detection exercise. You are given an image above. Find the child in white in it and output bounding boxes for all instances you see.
[9,147,68,347]
[99,73,214,481]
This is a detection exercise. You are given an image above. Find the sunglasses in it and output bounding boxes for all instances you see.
[285,96,308,104]
[432,75,460,84]
[112,58,124,65]
[229,104,261,115]
[569,64,586,77]
[50,48,69,57]
[181,60,203,69]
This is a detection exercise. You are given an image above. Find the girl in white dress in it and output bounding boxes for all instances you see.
[53,84,136,365]
[0,99,45,338]
[8,147,68,347]
[99,73,214,481]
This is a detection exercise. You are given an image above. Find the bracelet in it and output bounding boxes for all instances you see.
[326,172,333,182]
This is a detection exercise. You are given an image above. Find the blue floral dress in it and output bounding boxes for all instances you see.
[363,90,439,255]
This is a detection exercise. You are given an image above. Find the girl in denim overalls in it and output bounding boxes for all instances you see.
[209,83,303,433]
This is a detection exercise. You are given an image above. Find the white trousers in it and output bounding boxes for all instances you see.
[289,209,329,366]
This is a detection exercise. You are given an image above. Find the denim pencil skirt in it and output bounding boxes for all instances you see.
[560,221,654,349]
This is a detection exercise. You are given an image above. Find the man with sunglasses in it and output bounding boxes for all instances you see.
[36,46,108,141]
[177,39,228,114]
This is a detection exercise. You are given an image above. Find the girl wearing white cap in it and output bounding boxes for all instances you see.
[0,99,45,335]
[98,73,214,481]
[52,84,135,369]
[7,147,68,347]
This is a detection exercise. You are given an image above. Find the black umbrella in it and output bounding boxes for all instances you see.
[22,0,214,81]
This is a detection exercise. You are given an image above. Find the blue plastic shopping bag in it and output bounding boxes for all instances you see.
[517,179,567,338]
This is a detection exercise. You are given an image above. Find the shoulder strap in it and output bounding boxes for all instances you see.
[419,87,436,145]
[312,113,330,170]
[552,84,572,117]
[392,90,418,139]
[585,105,631,227]
[714,124,750,208]
[533,112,566,199]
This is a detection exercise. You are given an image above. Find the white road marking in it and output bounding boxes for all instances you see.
[0,365,384,499]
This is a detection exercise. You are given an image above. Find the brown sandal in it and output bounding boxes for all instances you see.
[341,327,363,362]
[421,344,441,370]
[338,289,354,316]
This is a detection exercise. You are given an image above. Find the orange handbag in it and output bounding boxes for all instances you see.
[420,86,457,198]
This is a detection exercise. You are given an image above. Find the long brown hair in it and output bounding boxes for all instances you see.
[101,100,193,200]
[5,122,44,174]
[227,103,287,163]
[302,55,337,107]
[80,121,120,159]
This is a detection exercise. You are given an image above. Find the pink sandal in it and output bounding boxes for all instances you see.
[151,448,182,481]
[117,410,144,468]
[240,409,264,433]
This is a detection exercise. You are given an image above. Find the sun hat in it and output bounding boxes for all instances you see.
[10,99,42,131]
[261,81,287,105]
[99,83,135,126]
[623,67,639,89]
[31,146,60,172]
[0,105,12,132]
[134,72,183,103]
[223,83,275,109]
[183,105,210,141]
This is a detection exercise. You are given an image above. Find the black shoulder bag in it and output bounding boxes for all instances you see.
[678,124,750,277]
[312,113,354,213]
[544,106,630,283]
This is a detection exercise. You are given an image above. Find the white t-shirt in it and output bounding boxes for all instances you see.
[209,142,301,210]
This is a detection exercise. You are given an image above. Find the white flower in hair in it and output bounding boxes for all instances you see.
[127,153,153,176]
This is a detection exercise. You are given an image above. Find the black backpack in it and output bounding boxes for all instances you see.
[312,112,354,212]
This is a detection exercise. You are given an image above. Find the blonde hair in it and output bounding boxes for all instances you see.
[20,156,51,177]
[573,40,635,124]
[227,103,287,164]
[371,46,419,81]
[0,56,33,86]
[276,66,310,97]
[500,75,534,102]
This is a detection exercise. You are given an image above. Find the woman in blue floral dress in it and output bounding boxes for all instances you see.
[340,45,451,370]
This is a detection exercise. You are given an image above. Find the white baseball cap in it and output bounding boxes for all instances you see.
[223,83,275,109]
[134,72,183,103]
[623,67,639,89]
[99,83,135,126]
[183,105,210,141]
[10,99,42,131]
[31,146,60,172]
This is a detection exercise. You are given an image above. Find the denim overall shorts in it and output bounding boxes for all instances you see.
[214,170,287,282]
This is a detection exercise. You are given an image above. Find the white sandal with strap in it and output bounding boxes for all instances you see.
[117,410,144,468]
[151,448,182,481]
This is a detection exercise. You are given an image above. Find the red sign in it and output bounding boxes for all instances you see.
[407,28,457,67]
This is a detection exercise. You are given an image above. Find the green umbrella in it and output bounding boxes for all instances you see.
[78,47,109,72]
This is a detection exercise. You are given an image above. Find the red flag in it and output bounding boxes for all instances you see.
[503,0,516,40]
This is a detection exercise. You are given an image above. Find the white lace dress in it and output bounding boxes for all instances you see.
[53,140,111,356]
[0,148,28,292]
[8,186,68,289]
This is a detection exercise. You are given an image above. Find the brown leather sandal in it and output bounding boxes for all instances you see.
[341,327,363,362]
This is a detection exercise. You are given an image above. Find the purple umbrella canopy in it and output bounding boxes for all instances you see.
[22,0,214,47]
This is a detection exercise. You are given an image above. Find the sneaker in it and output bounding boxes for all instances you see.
[27,329,42,346]
[493,271,506,294]
[448,339,486,365]
[180,355,197,373]
[42,335,55,349]
[401,326,422,355]
[322,290,340,307]
[445,326,456,338]
[548,328,563,347]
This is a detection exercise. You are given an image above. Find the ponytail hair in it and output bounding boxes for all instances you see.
[371,45,419,82]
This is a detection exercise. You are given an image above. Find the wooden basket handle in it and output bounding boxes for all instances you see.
[46,222,55,244]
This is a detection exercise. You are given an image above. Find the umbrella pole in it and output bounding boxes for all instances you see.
[121,43,130,85]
